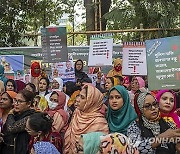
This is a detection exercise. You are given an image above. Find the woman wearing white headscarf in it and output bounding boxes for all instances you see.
[45,77,69,113]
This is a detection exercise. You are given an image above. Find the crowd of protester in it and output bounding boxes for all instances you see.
[0,58,180,154]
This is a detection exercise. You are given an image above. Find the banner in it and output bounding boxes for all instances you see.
[122,42,147,76]
[88,34,113,66]
[146,36,180,90]
[0,55,24,74]
[0,45,122,74]
[41,26,68,62]
[51,60,75,83]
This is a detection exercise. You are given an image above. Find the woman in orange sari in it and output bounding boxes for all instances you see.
[64,84,109,153]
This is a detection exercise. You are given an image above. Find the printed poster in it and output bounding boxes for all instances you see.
[51,60,75,83]
[122,42,147,76]
[88,34,113,66]
[0,55,24,74]
[146,36,180,90]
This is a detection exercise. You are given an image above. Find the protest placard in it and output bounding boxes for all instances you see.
[51,60,75,83]
[122,42,147,76]
[88,34,113,66]
[41,26,68,63]
[146,36,180,90]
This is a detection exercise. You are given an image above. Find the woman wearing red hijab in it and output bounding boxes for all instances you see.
[31,62,41,93]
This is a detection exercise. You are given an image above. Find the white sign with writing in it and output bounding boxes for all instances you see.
[122,42,147,75]
[88,35,113,66]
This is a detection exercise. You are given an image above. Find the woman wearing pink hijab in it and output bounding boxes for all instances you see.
[156,89,180,128]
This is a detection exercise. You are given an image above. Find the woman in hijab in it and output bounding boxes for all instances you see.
[46,91,68,134]
[106,85,137,135]
[128,76,147,106]
[107,58,122,77]
[31,62,41,78]
[52,78,63,91]
[31,62,41,91]
[46,77,69,113]
[74,59,89,81]
[156,89,180,128]
[127,92,180,154]
[64,84,109,153]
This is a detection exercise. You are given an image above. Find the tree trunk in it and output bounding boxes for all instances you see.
[101,0,111,30]
[84,0,95,44]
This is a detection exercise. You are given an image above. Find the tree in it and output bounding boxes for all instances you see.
[0,0,63,47]
[104,0,180,41]
[84,0,112,43]
[0,0,31,46]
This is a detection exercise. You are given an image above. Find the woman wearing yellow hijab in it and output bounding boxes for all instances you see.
[107,58,122,77]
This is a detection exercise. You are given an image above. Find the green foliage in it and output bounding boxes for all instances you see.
[0,0,63,47]
[104,0,180,41]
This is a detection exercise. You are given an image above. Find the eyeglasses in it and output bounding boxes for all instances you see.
[143,101,159,110]
[13,99,26,104]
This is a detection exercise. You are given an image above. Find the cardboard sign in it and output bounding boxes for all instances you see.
[122,42,147,76]
[88,34,113,66]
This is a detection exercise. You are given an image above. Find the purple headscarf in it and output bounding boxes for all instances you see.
[156,89,180,128]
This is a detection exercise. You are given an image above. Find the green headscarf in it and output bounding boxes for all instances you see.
[82,132,105,154]
[106,85,137,134]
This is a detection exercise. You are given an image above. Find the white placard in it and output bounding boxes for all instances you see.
[122,42,147,75]
[88,37,113,66]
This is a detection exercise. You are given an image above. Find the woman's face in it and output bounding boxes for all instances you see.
[13,93,30,113]
[52,80,59,89]
[109,89,123,110]
[143,95,159,120]
[34,66,40,74]
[0,93,13,109]
[25,85,33,93]
[49,93,59,104]
[39,79,48,92]
[76,88,87,111]
[105,78,113,91]
[131,79,139,92]
[6,81,15,91]
[159,92,174,114]
[75,61,83,71]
